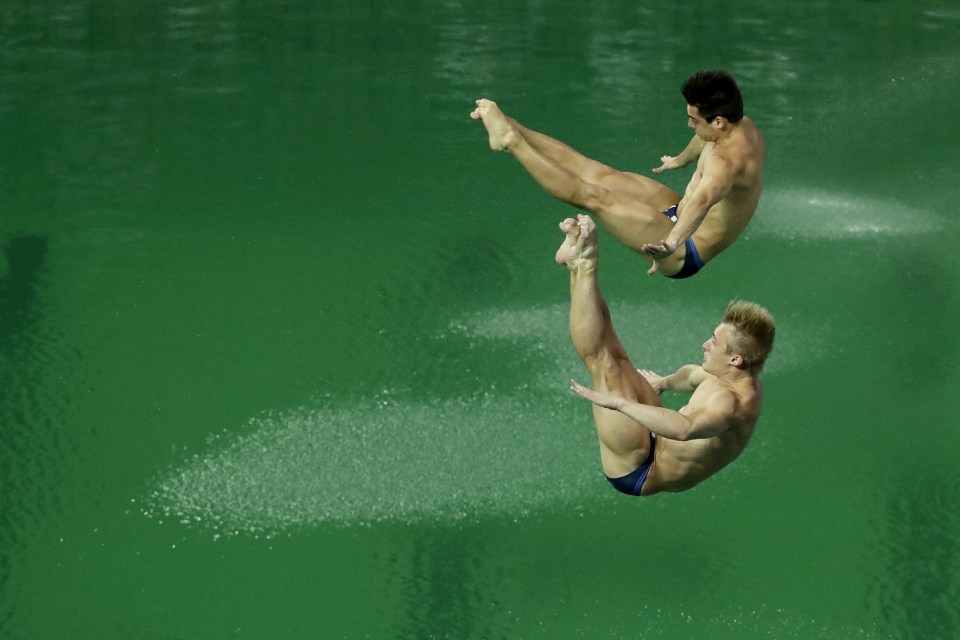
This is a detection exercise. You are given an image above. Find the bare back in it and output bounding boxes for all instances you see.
[645,376,763,494]
[685,117,765,262]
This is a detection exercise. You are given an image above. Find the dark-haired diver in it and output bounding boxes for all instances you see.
[471,70,765,278]
[555,214,774,495]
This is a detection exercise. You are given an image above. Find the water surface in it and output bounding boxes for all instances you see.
[2,1,959,638]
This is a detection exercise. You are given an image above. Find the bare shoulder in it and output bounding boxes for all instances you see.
[696,376,761,423]
[718,119,765,189]
[686,377,737,419]
[687,365,712,388]
[700,381,741,417]
[737,117,765,158]
[725,377,763,427]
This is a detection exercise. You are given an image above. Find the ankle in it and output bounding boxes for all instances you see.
[571,258,598,277]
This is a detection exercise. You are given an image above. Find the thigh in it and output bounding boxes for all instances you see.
[588,188,678,253]
[617,356,662,408]
[589,355,661,465]
[591,343,662,410]
[597,170,681,213]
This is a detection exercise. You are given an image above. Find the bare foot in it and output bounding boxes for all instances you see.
[555,214,598,270]
[470,99,518,151]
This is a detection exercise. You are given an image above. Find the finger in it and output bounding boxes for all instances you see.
[647,260,660,276]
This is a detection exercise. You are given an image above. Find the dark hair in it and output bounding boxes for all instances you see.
[682,70,744,123]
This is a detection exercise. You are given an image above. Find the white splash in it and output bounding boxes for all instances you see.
[750,188,945,241]
[144,394,598,535]
[145,301,825,534]
[446,301,820,377]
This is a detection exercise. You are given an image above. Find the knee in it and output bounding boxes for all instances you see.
[594,167,622,189]
[585,351,626,391]
[567,181,606,212]
[584,183,624,217]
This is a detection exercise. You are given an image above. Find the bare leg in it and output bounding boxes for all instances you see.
[558,215,662,477]
[472,100,677,255]
[508,117,677,207]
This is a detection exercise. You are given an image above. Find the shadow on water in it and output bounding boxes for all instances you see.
[867,473,960,639]
[0,236,55,630]
[393,527,501,640]
[885,253,959,388]
[0,236,82,634]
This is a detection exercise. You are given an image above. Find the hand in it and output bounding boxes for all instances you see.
[638,369,666,394]
[569,379,620,410]
[640,240,678,275]
[653,155,684,174]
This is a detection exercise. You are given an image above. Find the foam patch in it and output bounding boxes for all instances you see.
[750,188,945,241]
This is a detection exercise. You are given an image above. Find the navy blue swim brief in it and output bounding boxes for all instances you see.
[605,434,656,496]
[660,204,704,279]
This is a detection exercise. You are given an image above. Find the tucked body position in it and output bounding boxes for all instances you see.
[471,70,765,278]
[555,214,774,495]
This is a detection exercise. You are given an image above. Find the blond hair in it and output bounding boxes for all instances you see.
[722,300,775,372]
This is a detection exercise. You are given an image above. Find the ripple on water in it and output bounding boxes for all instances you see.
[1,235,81,622]
[628,603,885,639]
[865,473,960,638]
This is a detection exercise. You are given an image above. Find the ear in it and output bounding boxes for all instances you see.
[730,354,744,368]
[713,116,727,128]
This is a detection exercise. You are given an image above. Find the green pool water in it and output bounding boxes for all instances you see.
[2,1,959,638]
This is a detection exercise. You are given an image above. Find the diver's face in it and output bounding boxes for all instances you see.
[687,105,720,141]
[702,323,735,373]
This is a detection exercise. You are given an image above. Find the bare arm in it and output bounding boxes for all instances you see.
[641,364,711,393]
[653,135,706,173]
[664,154,735,246]
[642,153,737,272]
[569,378,736,441]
